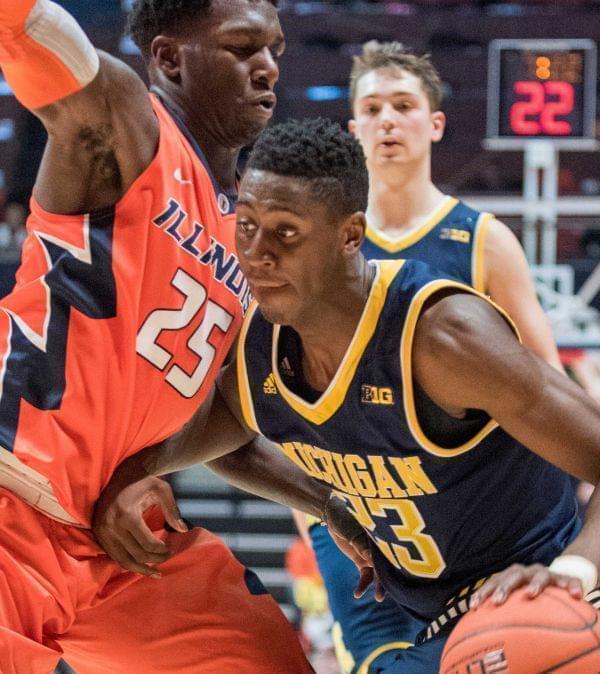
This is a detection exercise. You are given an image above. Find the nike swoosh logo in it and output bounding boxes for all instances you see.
[174,168,192,185]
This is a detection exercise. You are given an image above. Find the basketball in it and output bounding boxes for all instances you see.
[440,587,600,674]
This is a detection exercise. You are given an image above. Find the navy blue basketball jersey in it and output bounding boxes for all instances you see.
[237,259,580,625]
[361,197,491,292]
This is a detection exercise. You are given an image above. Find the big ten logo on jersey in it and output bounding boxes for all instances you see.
[361,384,394,405]
[279,441,446,579]
[447,649,508,674]
[440,228,471,244]
[135,199,248,399]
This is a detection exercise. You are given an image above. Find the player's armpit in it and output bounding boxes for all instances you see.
[413,291,600,483]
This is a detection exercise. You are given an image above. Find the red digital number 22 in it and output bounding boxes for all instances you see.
[510,80,574,135]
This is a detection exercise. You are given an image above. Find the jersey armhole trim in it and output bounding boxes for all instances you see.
[472,212,493,293]
[400,280,520,458]
[236,300,260,434]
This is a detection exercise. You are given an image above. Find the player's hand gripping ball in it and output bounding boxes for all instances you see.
[440,586,600,673]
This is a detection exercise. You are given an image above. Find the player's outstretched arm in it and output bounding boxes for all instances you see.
[0,0,158,213]
[483,218,562,370]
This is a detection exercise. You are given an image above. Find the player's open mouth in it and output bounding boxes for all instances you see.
[251,93,277,114]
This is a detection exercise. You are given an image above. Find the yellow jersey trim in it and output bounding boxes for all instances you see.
[236,301,261,434]
[472,212,493,293]
[272,260,404,426]
[400,280,520,458]
[357,641,413,674]
[364,196,459,254]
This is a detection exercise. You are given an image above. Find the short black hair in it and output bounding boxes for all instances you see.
[127,0,279,58]
[246,118,369,215]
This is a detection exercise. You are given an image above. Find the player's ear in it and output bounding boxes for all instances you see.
[431,111,446,143]
[341,212,366,255]
[151,35,182,82]
[348,118,357,136]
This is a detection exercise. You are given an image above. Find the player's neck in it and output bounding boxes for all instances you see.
[293,258,375,393]
[366,164,444,234]
[157,88,241,194]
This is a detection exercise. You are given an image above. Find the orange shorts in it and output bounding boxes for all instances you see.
[0,488,313,673]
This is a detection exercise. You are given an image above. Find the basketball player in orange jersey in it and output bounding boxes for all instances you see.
[0,1,315,672]
[291,41,565,673]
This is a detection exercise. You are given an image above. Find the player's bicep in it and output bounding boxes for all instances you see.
[484,219,561,369]
[34,53,158,213]
[413,291,530,416]
[414,292,600,481]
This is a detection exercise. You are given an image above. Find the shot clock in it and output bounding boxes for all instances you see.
[487,39,597,145]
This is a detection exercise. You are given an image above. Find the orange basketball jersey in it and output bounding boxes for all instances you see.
[0,94,247,525]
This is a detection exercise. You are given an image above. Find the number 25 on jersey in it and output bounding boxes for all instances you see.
[137,269,234,397]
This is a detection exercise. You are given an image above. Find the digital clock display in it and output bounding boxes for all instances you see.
[487,40,596,141]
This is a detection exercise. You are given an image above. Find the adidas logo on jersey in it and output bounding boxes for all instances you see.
[280,357,295,377]
[263,373,277,395]
[361,385,394,405]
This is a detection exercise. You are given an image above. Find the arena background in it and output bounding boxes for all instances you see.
[0,1,597,672]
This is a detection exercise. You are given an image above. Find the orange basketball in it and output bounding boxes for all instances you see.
[440,587,600,674]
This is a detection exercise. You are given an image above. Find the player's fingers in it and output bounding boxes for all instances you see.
[374,571,386,603]
[553,574,584,599]
[155,480,188,533]
[492,564,544,604]
[103,537,162,578]
[354,566,374,599]
[526,567,553,597]
[350,533,373,564]
[120,528,171,566]
[470,577,500,609]
[125,514,171,556]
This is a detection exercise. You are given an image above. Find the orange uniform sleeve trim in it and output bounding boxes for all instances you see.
[0,0,99,110]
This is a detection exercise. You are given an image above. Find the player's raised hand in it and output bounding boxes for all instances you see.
[470,562,585,609]
[325,493,386,602]
[92,474,188,578]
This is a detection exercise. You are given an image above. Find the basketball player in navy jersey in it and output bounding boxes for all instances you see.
[95,118,600,674]
[292,41,564,673]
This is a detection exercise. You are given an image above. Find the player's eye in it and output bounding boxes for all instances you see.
[237,220,257,235]
[276,225,297,239]
[227,45,256,58]
[270,44,285,61]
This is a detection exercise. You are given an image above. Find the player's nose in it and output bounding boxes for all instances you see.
[242,229,276,269]
[251,47,279,90]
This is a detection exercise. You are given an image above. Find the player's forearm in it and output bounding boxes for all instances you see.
[0,0,99,110]
[109,387,255,488]
[562,485,600,571]
[207,438,331,520]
